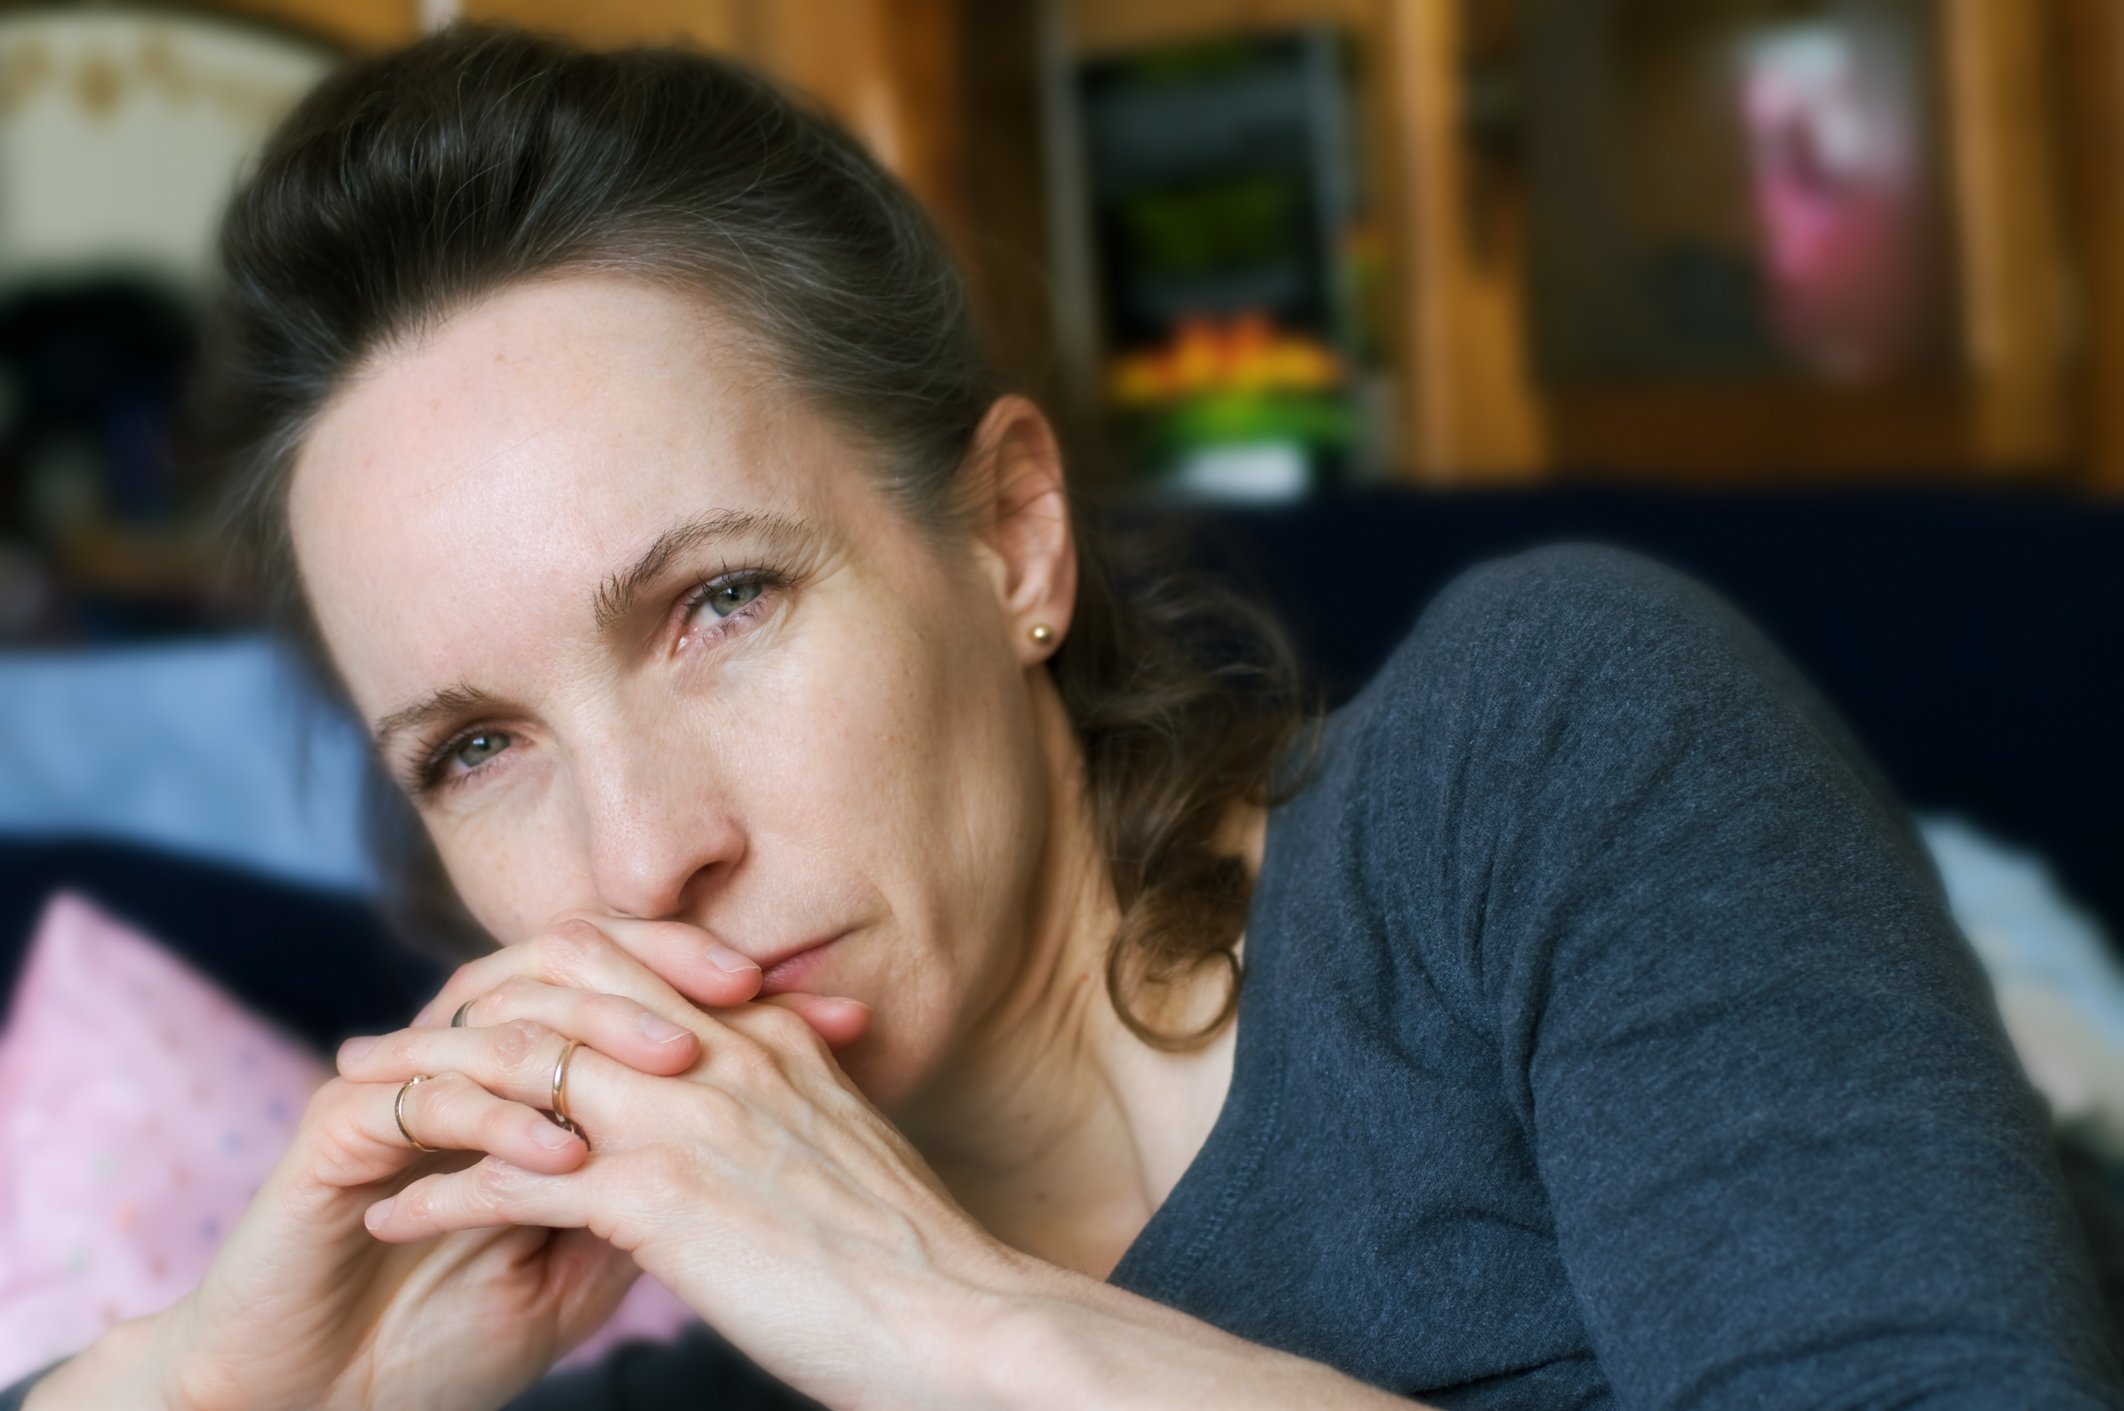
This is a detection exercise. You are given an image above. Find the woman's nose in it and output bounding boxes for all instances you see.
[574,731,746,921]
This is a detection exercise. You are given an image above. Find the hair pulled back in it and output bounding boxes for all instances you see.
[203,21,1316,1051]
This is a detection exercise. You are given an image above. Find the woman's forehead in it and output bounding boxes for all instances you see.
[295,275,786,526]
[286,275,855,712]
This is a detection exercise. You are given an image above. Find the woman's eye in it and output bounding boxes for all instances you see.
[673,567,784,653]
[453,730,511,769]
[701,578,763,618]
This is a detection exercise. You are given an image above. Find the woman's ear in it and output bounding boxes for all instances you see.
[961,394,1075,661]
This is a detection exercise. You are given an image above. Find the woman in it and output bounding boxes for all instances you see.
[13,22,2120,1411]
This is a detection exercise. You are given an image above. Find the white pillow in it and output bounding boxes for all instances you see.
[1919,812,2124,1162]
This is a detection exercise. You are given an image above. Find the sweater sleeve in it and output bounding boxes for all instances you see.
[1380,544,2123,1409]
[0,1364,55,1411]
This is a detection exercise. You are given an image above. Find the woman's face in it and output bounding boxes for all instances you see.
[289,274,1073,1110]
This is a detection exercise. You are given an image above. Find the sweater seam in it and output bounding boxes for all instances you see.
[1146,1025,1288,1303]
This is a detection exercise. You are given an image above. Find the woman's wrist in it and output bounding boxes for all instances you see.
[854,1238,1095,1411]
[932,1252,1136,1411]
[21,1306,190,1411]
[954,1261,1422,1411]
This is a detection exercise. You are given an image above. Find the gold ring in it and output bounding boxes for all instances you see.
[394,1074,437,1152]
[450,999,474,1028]
[549,1038,582,1137]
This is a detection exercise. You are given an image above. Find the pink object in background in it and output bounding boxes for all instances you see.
[0,891,695,1388]
[1739,20,1934,382]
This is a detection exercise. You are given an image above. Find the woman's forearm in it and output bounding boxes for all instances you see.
[967,1264,1438,1411]
[20,1311,181,1411]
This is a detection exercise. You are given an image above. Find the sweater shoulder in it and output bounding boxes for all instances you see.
[1330,542,1765,808]
[1370,541,1755,706]
[1307,541,1930,999]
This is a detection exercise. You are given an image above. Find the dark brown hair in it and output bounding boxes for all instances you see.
[201,21,1317,1050]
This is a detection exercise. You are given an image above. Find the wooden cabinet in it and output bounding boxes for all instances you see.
[1064,0,1547,484]
[196,0,417,51]
[188,0,1052,406]
[186,0,2124,491]
[2055,0,2124,494]
[197,0,977,254]
[1528,0,2076,485]
[1061,0,2114,489]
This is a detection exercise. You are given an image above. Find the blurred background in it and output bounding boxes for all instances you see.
[1,6,2121,931]
[5,0,2124,619]
[1,0,2123,1374]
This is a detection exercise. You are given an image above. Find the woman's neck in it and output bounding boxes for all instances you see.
[890,683,1266,1277]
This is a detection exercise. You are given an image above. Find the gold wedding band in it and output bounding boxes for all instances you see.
[549,1038,583,1139]
[450,998,474,1028]
[395,1074,438,1152]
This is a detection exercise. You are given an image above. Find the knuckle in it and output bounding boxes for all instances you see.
[395,1180,435,1224]
[492,1017,551,1068]
[636,1145,695,1199]
[542,917,611,970]
[686,1081,744,1131]
[298,1078,361,1145]
[719,1038,781,1087]
[475,1155,520,1201]
[308,1074,357,1117]
[753,1004,815,1048]
[543,907,601,934]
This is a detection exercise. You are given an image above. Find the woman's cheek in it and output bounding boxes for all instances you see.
[435,796,578,944]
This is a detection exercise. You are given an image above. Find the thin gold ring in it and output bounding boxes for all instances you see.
[450,998,474,1028]
[549,1038,583,1137]
[394,1074,437,1152]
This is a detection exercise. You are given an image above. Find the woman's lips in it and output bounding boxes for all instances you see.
[758,935,842,995]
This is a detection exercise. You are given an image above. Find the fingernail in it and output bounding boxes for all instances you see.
[638,1012,691,1044]
[364,1198,395,1230]
[338,1036,379,1064]
[532,1120,580,1149]
[708,945,759,974]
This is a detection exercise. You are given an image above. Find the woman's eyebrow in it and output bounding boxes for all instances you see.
[370,510,817,748]
[373,683,497,755]
[591,508,817,637]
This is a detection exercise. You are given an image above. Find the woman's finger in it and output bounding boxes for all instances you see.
[383,1069,589,1171]
[408,976,702,1076]
[755,993,872,1050]
[409,915,760,1029]
[709,994,869,1064]
[296,1071,586,1193]
[365,1155,592,1244]
[406,915,870,1053]
[338,1020,653,1153]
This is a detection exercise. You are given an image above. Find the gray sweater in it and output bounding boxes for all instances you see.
[10,545,2119,1409]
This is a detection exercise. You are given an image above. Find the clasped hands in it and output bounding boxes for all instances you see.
[328,913,1028,1407]
[339,913,879,1242]
[112,914,1036,1411]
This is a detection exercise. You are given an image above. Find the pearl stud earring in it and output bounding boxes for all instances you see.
[1027,623,1054,645]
